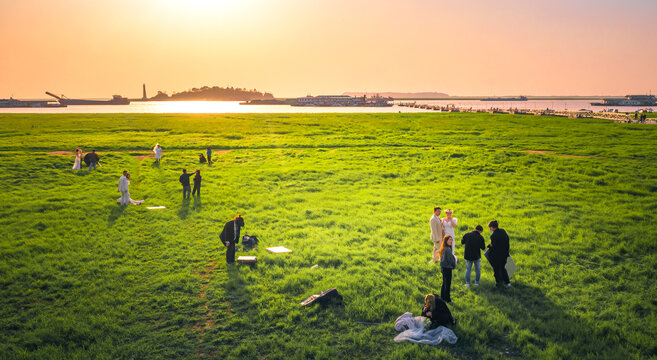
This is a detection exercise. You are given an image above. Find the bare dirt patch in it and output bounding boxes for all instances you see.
[48,151,76,156]
[216,150,231,154]
[131,152,154,160]
[192,262,217,336]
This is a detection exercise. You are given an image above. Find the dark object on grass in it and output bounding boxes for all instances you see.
[300,288,342,307]
[83,152,99,166]
[242,235,258,250]
[199,153,206,163]
[220,215,245,264]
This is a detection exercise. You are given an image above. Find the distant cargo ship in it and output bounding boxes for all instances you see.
[0,98,66,108]
[292,95,393,107]
[46,92,130,105]
[591,95,656,107]
[481,96,528,101]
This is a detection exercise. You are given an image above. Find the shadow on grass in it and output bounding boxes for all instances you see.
[107,204,125,226]
[151,161,159,168]
[178,199,190,219]
[480,282,620,358]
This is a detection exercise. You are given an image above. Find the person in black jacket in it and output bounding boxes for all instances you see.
[439,235,456,303]
[84,149,100,171]
[192,169,201,196]
[220,214,245,264]
[462,225,486,287]
[487,220,511,287]
[179,169,197,199]
[421,293,456,328]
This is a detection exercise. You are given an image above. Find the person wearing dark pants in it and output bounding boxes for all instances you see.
[179,169,196,199]
[192,169,201,196]
[487,220,511,287]
[206,147,212,164]
[220,214,245,264]
[439,235,456,303]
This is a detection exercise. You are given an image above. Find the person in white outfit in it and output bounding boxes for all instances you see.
[442,209,458,255]
[153,144,162,163]
[72,147,82,170]
[118,171,131,205]
[430,207,445,262]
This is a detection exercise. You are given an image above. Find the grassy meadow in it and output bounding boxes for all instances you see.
[0,113,656,359]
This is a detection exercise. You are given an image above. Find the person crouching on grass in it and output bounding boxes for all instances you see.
[220,214,245,265]
[439,235,457,304]
[421,294,456,328]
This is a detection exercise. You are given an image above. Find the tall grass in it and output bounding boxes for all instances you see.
[0,113,655,359]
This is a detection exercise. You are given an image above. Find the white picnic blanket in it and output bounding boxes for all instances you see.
[393,312,457,346]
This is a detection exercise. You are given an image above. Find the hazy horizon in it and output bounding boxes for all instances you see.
[1,0,656,99]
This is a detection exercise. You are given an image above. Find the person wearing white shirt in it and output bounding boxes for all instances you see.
[430,207,445,262]
[153,144,162,163]
[117,171,130,205]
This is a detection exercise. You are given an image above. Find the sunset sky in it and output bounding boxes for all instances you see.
[1,0,656,99]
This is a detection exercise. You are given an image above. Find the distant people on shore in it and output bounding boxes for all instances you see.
[439,235,456,304]
[85,149,99,171]
[442,209,457,256]
[72,147,82,170]
[192,169,201,196]
[421,294,456,328]
[487,220,511,287]
[153,143,162,164]
[220,214,245,264]
[462,225,486,287]
[206,147,212,164]
[430,207,445,262]
[179,169,197,199]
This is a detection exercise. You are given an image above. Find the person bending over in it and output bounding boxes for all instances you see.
[220,214,245,264]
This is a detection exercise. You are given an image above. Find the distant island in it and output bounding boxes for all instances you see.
[149,86,274,101]
[343,91,449,99]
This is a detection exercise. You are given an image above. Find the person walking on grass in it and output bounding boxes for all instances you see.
[439,235,456,304]
[430,207,445,262]
[421,294,457,328]
[153,143,162,164]
[487,220,511,288]
[220,214,245,264]
[462,225,486,287]
[85,149,99,171]
[192,169,201,196]
[206,147,212,164]
[179,168,196,199]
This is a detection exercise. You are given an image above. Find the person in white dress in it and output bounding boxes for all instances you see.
[153,144,162,163]
[72,147,82,170]
[442,209,458,256]
[117,171,144,205]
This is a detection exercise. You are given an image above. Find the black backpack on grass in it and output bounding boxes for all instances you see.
[241,235,258,250]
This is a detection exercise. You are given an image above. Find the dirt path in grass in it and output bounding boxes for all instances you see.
[48,151,76,156]
[522,150,596,158]
[192,261,217,356]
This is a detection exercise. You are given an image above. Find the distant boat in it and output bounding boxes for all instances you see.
[0,98,66,108]
[46,92,130,105]
[481,96,528,101]
[591,95,656,107]
[292,95,393,107]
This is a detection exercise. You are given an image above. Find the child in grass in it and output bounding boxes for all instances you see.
[439,235,456,303]
[421,294,456,329]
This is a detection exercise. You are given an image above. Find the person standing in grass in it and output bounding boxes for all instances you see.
[72,147,82,170]
[439,235,456,303]
[442,209,458,256]
[430,207,445,262]
[118,170,130,205]
[421,294,456,328]
[206,147,212,164]
[179,169,196,199]
[220,214,245,264]
[85,149,99,171]
[192,169,201,197]
[153,143,162,164]
[487,220,511,287]
[462,225,486,287]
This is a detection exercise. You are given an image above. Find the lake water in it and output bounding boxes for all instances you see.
[0,100,651,113]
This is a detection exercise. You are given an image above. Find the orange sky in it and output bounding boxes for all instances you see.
[1,0,656,99]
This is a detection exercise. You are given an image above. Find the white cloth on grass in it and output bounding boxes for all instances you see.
[393,312,457,346]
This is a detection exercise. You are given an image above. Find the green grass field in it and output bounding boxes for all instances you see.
[0,113,656,359]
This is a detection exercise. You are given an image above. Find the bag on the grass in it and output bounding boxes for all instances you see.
[242,235,258,249]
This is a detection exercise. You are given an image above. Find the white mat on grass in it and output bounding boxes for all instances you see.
[266,246,291,253]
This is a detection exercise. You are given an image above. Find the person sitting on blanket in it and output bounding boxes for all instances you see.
[421,294,457,329]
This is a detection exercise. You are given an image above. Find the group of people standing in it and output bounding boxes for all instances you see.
[71,147,100,171]
[429,207,512,305]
